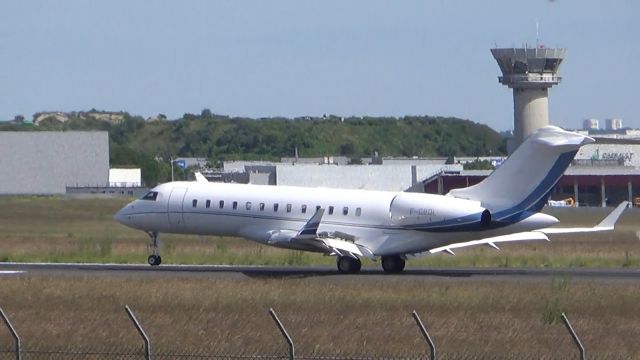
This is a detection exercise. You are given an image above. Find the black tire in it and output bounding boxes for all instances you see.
[381,256,405,273]
[157,255,162,265]
[337,256,362,274]
[148,255,160,266]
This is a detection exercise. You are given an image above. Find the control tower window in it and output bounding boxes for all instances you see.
[513,61,528,74]
[141,191,158,201]
[544,58,560,72]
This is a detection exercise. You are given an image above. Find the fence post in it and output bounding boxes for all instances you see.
[412,310,436,360]
[0,308,20,360]
[125,305,151,360]
[561,312,585,360]
[269,308,294,360]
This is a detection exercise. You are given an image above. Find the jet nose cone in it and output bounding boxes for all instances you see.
[114,208,126,224]
[114,204,135,227]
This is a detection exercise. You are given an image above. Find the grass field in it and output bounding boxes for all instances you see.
[1,196,639,358]
[0,196,638,268]
[0,274,639,358]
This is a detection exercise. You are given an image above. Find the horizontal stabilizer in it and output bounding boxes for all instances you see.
[429,231,549,254]
[540,201,629,234]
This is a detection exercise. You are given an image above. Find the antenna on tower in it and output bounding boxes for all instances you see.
[535,18,540,47]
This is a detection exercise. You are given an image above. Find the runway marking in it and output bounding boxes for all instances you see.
[0,270,25,275]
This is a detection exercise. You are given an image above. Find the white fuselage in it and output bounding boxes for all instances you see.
[115,181,558,257]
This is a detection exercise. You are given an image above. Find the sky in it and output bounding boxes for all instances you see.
[0,0,638,131]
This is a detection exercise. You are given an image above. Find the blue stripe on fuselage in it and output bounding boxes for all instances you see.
[407,150,577,233]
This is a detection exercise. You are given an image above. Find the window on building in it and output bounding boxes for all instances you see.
[259,203,265,211]
[328,206,334,215]
[286,204,292,213]
[343,207,349,215]
[301,204,307,214]
[219,200,224,209]
[232,201,238,210]
[205,200,211,209]
[246,202,252,210]
[355,207,362,216]
[192,199,198,208]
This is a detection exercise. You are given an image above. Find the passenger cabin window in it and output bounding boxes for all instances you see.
[232,201,238,210]
[316,205,321,212]
[343,207,348,215]
[192,199,198,208]
[328,206,334,215]
[141,191,158,201]
[273,203,279,212]
[205,200,211,209]
[246,202,252,210]
[219,200,224,209]
[301,205,307,214]
[259,203,265,211]
[286,204,292,213]
[355,207,362,216]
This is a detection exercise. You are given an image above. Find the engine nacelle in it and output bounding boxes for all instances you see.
[389,192,491,230]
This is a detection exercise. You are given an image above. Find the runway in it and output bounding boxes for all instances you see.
[1,262,639,281]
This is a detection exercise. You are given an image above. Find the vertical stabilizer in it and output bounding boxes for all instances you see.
[448,126,593,220]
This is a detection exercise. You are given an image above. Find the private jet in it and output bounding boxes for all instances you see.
[114,126,629,273]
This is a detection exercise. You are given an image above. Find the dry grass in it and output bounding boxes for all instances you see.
[0,274,638,358]
[0,197,640,267]
[0,196,639,268]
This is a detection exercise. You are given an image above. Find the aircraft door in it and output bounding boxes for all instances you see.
[167,187,187,230]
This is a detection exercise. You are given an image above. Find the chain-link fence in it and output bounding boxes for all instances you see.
[0,306,587,360]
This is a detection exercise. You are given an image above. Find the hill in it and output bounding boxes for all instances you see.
[0,112,506,185]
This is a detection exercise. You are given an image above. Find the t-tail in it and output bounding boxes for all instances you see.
[448,126,594,223]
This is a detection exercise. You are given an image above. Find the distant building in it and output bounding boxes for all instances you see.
[33,110,126,126]
[109,168,142,187]
[0,131,109,194]
[605,118,623,130]
[583,118,599,130]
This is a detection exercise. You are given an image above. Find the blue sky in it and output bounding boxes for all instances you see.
[0,0,638,131]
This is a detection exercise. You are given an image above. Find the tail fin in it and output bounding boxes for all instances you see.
[448,126,593,220]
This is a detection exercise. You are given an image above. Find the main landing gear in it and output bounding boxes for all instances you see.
[146,231,162,266]
[381,255,405,273]
[337,256,362,274]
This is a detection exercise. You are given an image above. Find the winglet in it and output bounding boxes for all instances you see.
[596,201,629,229]
[540,201,629,234]
[297,208,324,237]
[194,172,209,183]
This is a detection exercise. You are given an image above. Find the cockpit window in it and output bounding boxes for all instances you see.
[141,191,158,201]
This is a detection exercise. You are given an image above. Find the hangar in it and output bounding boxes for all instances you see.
[0,131,109,194]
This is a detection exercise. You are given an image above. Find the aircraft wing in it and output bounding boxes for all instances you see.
[428,231,549,255]
[428,201,629,255]
[538,201,629,234]
[194,172,208,183]
[268,208,370,258]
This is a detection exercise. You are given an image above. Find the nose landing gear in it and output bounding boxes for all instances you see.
[146,231,162,266]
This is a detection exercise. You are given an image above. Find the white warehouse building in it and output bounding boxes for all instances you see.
[0,131,109,194]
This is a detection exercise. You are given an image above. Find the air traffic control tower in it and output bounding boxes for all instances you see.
[491,47,566,153]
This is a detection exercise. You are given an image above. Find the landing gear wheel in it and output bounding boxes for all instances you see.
[146,231,162,266]
[337,256,362,274]
[381,256,405,273]
[148,254,161,266]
